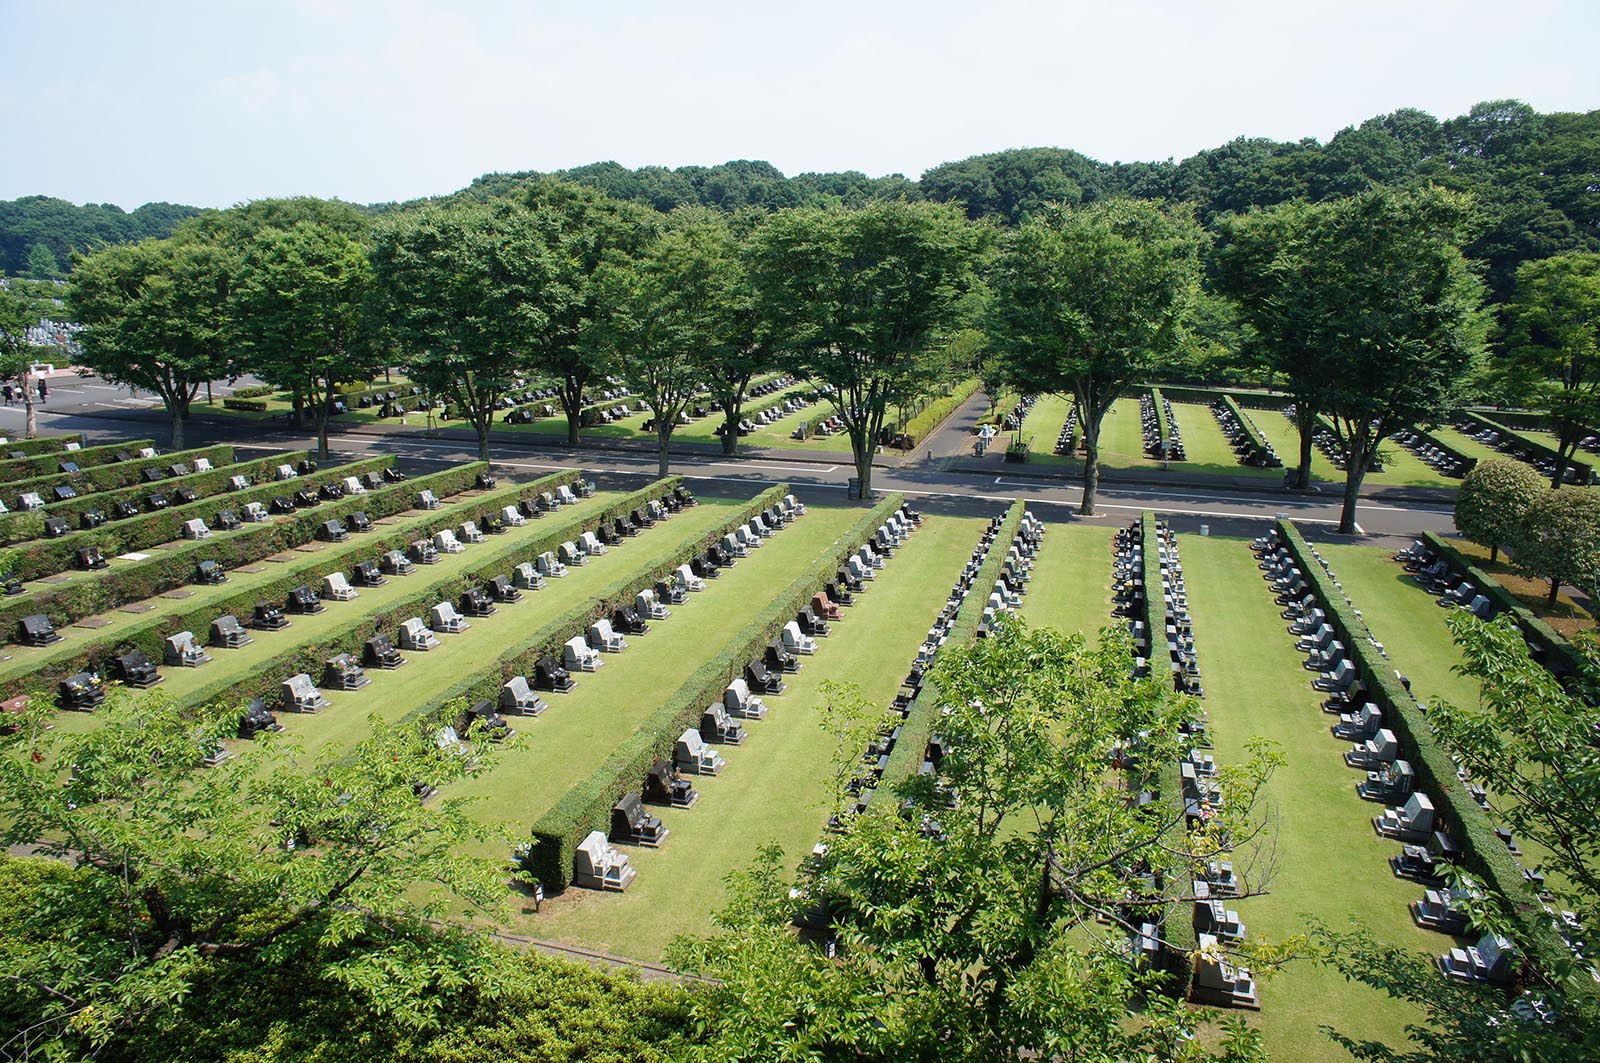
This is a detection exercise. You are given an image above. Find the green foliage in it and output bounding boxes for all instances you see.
[1511,486,1600,607]
[897,377,980,448]
[24,242,61,279]
[669,618,1279,1062]
[1433,613,1600,934]
[0,685,512,1059]
[1501,251,1600,484]
[0,195,200,276]
[753,199,982,494]
[988,198,1203,513]
[222,396,269,411]
[1453,458,1545,561]
[0,435,156,483]
[69,231,239,448]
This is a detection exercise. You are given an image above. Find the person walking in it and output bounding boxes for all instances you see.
[37,378,48,404]
[2,384,12,406]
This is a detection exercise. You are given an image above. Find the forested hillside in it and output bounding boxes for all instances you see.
[6,99,1596,300]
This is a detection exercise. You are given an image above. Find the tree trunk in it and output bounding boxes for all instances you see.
[657,423,673,478]
[1295,407,1317,489]
[854,442,873,500]
[1551,439,1573,490]
[720,396,740,456]
[169,403,185,450]
[1490,543,1499,564]
[1080,407,1102,516]
[1337,436,1369,534]
[21,372,36,439]
[1548,578,1561,610]
[476,419,491,461]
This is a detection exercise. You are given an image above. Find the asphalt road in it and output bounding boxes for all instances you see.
[12,381,1457,547]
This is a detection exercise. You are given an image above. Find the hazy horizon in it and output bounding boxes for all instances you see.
[5,0,1597,211]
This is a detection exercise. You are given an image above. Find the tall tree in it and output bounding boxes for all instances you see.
[371,199,551,460]
[1213,199,1338,488]
[0,689,514,1060]
[68,235,235,449]
[669,620,1279,1061]
[232,221,375,461]
[989,199,1202,514]
[1511,485,1600,608]
[512,179,653,445]
[0,282,44,438]
[752,200,980,498]
[1502,251,1600,487]
[1454,458,1545,562]
[702,209,777,457]
[596,210,737,476]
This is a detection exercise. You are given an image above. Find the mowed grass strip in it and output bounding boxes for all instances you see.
[1166,402,1280,479]
[0,485,507,685]
[286,496,756,760]
[1019,520,1114,644]
[440,501,868,841]
[526,512,989,960]
[1182,535,1440,1062]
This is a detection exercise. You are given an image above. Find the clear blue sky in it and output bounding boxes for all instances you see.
[4,0,1596,210]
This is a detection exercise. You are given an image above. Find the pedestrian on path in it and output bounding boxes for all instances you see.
[37,379,48,404]
[2,384,12,406]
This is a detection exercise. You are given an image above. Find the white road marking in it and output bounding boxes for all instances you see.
[701,461,841,474]
[86,384,119,391]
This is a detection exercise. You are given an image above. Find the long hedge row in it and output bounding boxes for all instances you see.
[1275,519,1587,996]
[899,379,980,449]
[176,474,667,724]
[0,433,86,457]
[0,438,156,484]
[0,446,243,545]
[1150,385,1290,411]
[5,450,352,583]
[878,499,1023,791]
[1458,410,1596,483]
[524,485,890,892]
[1150,389,1173,459]
[1410,428,1477,475]
[0,454,399,632]
[1,444,234,507]
[1419,531,1582,679]
[1220,396,1276,467]
[2,464,551,698]
[1142,512,1197,999]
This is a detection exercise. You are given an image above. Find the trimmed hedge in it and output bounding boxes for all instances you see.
[579,395,642,428]
[179,476,681,731]
[1153,384,1290,412]
[4,450,356,583]
[1411,428,1477,475]
[1150,389,1173,459]
[1276,519,1588,996]
[525,486,891,892]
[1220,396,1276,467]
[0,433,86,457]
[1420,531,1582,678]
[4,467,577,700]
[880,500,1024,791]
[229,385,276,399]
[0,445,237,545]
[899,379,980,449]
[222,397,269,412]
[1457,410,1595,484]
[0,439,156,485]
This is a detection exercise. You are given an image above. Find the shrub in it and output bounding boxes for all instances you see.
[1512,487,1600,608]
[1455,459,1543,563]
[222,397,269,412]
[899,379,980,448]
[228,384,276,399]
[0,433,85,457]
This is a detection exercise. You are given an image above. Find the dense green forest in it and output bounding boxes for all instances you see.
[6,99,1596,300]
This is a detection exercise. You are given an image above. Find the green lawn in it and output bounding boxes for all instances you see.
[1183,535,1442,1062]
[1167,402,1281,479]
[525,512,989,959]
[0,483,515,685]
[1432,427,1511,469]
[1018,520,1115,643]
[1250,411,1458,490]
